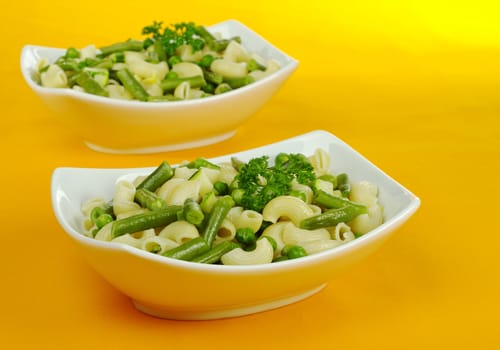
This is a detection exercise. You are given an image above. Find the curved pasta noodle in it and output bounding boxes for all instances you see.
[281,222,330,245]
[140,236,178,254]
[291,180,314,204]
[332,222,355,242]
[173,166,197,180]
[261,222,288,257]
[210,59,247,79]
[175,45,204,63]
[166,180,201,205]
[174,81,191,100]
[248,59,281,81]
[214,219,236,243]
[158,220,200,244]
[156,177,186,201]
[349,204,384,234]
[308,148,331,177]
[226,206,263,233]
[262,195,314,225]
[113,181,141,216]
[41,64,68,88]
[223,41,249,62]
[111,229,156,248]
[221,238,274,265]
[94,222,113,241]
[300,239,344,255]
[216,162,238,185]
[171,62,203,78]
[350,181,379,207]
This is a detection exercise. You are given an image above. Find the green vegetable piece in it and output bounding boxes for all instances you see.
[202,195,235,247]
[247,58,266,72]
[199,54,216,69]
[200,191,218,214]
[135,188,167,211]
[282,245,307,259]
[191,241,240,264]
[137,161,174,192]
[183,198,205,225]
[235,227,256,246]
[116,68,149,101]
[94,213,114,229]
[162,236,209,261]
[318,174,337,188]
[160,75,206,92]
[214,83,232,94]
[65,47,80,59]
[99,40,143,56]
[168,56,182,67]
[299,206,367,230]
[111,206,182,238]
[336,173,350,197]
[313,189,366,212]
[203,69,224,85]
[75,71,108,97]
[184,157,220,170]
[213,181,229,195]
[224,75,254,89]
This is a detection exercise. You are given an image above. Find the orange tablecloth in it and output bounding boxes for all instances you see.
[2,1,499,348]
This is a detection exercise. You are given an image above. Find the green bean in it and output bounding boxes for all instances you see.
[184,157,220,170]
[116,68,149,101]
[136,161,174,192]
[210,37,241,52]
[195,25,216,46]
[247,58,266,72]
[162,236,210,261]
[135,188,167,211]
[75,71,108,97]
[202,195,235,247]
[111,206,182,238]
[153,40,167,62]
[313,189,366,212]
[160,75,206,92]
[183,198,205,225]
[99,40,143,55]
[191,241,240,264]
[336,173,350,196]
[299,206,367,230]
[224,75,254,89]
[203,69,224,85]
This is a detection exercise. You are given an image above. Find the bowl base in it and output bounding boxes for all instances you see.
[84,130,237,154]
[131,283,326,320]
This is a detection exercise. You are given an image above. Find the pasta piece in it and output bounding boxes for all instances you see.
[262,222,288,257]
[111,229,156,248]
[173,166,197,180]
[140,236,178,254]
[158,220,200,244]
[291,180,314,204]
[214,218,236,243]
[308,148,331,177]
[189,168,215,196]
[128,60,169,81]
[350,181,380,207]
[223,41,249,62]
[300,239,344,255]
[94,222,113,241]
[314,178,335,195]
[166,180,201,205]
[176,44,204,62]
[227,207,263,233]
[331,222,355,242]
[174,81,190,100]
[281,222,330,245]
[156,178,186,201]
[348,204,384,234]
[171,62,203,78]
[262,195,314,226]
[221,238,274,265]
[210,59,247,79]
[248,59,281,81]
[80,45,97,59]
[216,162,238,185]
[106,82,133,100]
[40,64,68,88]
[113,181,141,216]
[80,197,106,217]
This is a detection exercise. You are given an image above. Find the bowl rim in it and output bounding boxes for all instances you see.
[20,18,299,108]
[51,130,421,274]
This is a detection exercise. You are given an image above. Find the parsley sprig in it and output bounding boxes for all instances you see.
[142,21,205,56]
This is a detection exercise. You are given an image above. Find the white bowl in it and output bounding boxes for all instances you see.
[51,130,420,320]
[21,19,298,154]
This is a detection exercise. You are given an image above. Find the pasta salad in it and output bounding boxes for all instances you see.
[35,21,281,102]
[82,149,384,265]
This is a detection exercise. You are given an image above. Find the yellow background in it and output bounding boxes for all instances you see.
[2,0,499,348]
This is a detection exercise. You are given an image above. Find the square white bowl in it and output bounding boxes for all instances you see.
[21,19,299,154]
[51,130,420,320]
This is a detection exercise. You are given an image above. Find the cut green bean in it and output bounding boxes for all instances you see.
[202,195,235,247]
[162,236,210,261]
[135,188,167,211]
[184,157,220,170]
[160,75,206,92]
[75,71,108,97]
[224,75,254,89]
[336,173,350,196]
[313,189,366,212]
[183,198,205,225]
[100,40,144,55]
[116,68,149,101]
[299,205,367,230]
[191,241,240,264]
[111,206,182,238]
[136,161,174,192]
